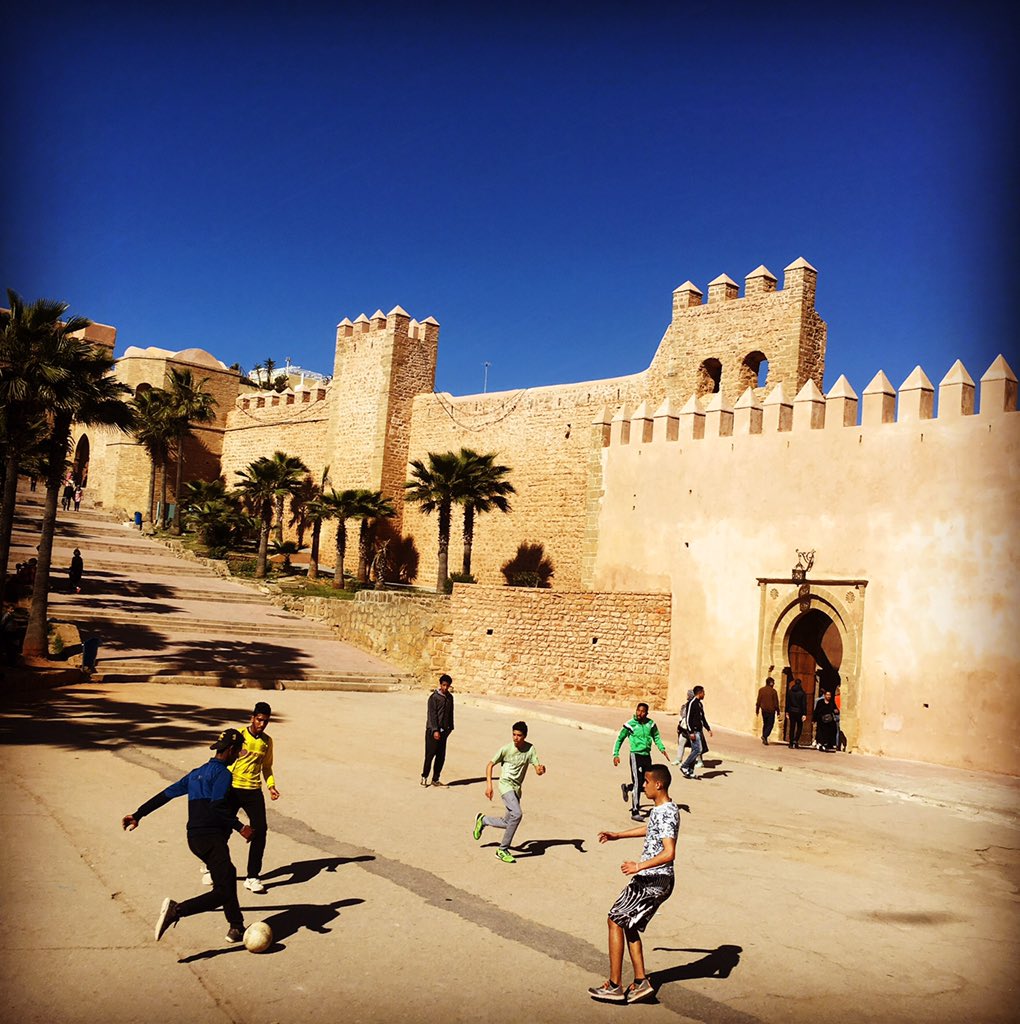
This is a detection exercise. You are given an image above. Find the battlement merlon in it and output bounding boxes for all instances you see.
[669,259,817,321]
[334,307,440,344]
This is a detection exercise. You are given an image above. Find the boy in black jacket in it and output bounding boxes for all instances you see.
[679,686,713,779]
[122,728,253,944]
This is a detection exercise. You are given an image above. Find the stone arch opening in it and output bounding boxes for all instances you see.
[73,434,90,487]
[739,350,769,391]
[782,607,843,745]
[697,358,722,397]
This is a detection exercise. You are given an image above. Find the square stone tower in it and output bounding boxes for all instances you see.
[645,258,826,404]
[325,307,439,522]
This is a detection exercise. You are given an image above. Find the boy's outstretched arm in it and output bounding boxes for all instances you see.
[598,824,647,843]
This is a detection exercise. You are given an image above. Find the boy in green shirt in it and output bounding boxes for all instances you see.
[613,703,668,821]
[472,721,546,864]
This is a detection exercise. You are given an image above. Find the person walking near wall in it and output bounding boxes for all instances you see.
[61,481,74,512]
[755,676,780,745]
[421,673,455,787]
[679,686,712,779]
[785,678,807,749]
[73,485,83,512]
[613,702,668,821]
[589,764,679,1004]
[121,728,253,944]
[68,548,84,593]
[472,721,546,864]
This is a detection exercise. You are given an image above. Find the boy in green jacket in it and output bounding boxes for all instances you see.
[613,703,668,821]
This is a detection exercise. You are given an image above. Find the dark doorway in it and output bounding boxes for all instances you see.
[73,435,90,487]
[783,609,843,745]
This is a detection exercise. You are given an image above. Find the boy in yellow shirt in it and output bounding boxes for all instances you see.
[226,701,280,894]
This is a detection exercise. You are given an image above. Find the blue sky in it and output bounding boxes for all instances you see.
[3,2,1016,399]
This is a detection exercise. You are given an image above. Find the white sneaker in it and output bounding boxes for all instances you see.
[244,877,267,894]
[201,871,212,886]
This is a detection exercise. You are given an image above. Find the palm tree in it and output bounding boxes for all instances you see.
[165,368,217,535]
[303,495,331,581]
[269,538,301,573]
[405,450,465,591]
[1,292,91,610]
[235,451,309,578]
[319,487,365,589]
[131,386,175,525]
[456,448,515,577]
[355,490,395,584]
[287,473,320,548]
[267,452,309,543]
[22,339,134,657]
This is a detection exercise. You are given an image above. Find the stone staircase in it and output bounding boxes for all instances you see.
[11,487,412,692]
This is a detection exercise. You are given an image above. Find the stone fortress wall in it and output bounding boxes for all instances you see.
[591,353,1019,771]
[403,259,825,590]
[67,260,1019,773]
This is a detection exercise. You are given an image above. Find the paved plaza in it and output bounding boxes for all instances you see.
[2,682,1017,1024]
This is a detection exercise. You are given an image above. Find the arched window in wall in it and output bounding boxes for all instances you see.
[697,358,722,397]
[739,351,769,392]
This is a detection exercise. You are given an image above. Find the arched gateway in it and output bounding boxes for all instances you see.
[755,575,866,749]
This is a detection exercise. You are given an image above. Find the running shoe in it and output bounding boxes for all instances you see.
[472,813,485,841]
[620,783,629,803]
[244,877,267,894]
[627,978,655,1003]
[589,981,626,1003]
[431,780,448,787]
[154,897,179,941]
[225,926,245,943]
[495,849,516,864]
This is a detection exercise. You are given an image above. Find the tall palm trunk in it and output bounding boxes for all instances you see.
[274,494,285,543]
[308,521,321,580]
[146,458,157,524]
[159,460,169,529]
[172,429,185,534]
[462,502,476,577]
[436,499,451,591]
[23,418,70,658]
[333,521,347,588]
[255,504,272,578]
[358,519,372,583]
[0,448,22,610]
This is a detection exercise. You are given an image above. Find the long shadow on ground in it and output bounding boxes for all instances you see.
[0,691,285,751]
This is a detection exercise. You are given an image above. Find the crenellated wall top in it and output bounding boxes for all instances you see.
[595,355,1017,446]
[335,305,440,343]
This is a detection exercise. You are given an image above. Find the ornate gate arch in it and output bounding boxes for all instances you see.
[756,577,867,748]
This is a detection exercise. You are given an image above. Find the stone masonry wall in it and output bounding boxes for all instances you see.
[298,585,671,706]
[299,591,451,684]
[443,585,671,705]
[220,390,332,491]
[403,373,647,590]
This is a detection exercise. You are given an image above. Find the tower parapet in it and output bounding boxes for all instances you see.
[647,257,827,407]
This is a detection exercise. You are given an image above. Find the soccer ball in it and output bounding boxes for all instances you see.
[243,921,273,953]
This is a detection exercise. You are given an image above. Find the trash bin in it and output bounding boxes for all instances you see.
[82,637,100,672]
[133,511,143,529]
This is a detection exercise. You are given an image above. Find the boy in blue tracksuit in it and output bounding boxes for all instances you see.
[122,728,253,944]
[613,703,669,820]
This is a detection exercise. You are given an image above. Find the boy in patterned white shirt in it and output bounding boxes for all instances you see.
[589,764,679,1004]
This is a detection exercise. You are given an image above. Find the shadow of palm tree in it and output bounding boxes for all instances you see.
[0,691,284,751]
